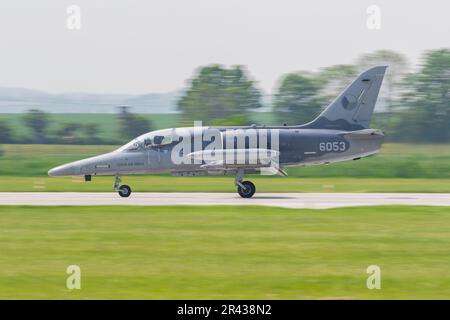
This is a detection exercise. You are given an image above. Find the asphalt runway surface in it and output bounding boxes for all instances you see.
[1,192,450,209]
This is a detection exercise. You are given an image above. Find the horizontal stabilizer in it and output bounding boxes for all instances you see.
[339,129,384,137]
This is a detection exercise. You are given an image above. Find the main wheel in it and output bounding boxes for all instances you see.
[237,181,256,198]
[118,184,132,198]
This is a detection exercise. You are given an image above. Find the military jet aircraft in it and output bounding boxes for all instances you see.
[49,66,387,198]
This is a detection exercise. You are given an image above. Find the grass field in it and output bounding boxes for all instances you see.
[1,205,450,299]
[3,176,450,193]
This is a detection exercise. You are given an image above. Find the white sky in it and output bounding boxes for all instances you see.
[0,0,449,94]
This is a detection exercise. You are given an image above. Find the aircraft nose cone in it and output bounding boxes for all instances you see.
[48,164,78,177]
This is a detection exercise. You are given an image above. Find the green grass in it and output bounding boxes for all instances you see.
[0,144,116,177]
[3,176,450,193]
[1,205,450,299]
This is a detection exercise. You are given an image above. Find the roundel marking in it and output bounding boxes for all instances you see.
[341,94,358,110]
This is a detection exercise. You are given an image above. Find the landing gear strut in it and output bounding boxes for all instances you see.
[114,175,132,198]
[235,169,256,198]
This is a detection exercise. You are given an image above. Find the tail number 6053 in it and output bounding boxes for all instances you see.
[319,141,347,152]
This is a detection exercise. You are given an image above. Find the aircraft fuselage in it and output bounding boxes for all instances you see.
[48,126,383,177]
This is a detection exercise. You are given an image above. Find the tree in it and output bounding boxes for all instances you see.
[56,122,80,137]
[177,65,262,125]
[83,123,100,143]
[273,72,325,125]
[117,107,152,140]
[400,49,450,142]
[208,114,252,126]
[0,121,13,143]
[23,109,49,143]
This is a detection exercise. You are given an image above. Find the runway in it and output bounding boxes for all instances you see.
[1,192,450,209]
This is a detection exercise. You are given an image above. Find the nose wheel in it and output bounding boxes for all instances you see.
[118,184,132,197]
[114,175,132,198]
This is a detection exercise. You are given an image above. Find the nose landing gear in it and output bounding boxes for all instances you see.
[114,175,132,198]
[118,185,132,197]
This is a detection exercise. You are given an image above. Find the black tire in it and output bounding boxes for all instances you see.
[118,184,132,198]
[237,181,256,198]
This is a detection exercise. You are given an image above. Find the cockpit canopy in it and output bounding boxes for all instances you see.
[143,134,172,147]
[116,129,176,152]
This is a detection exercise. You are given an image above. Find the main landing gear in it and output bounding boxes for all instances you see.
[235,169,256,198]
[114,175,132,198]
[112,172,256,199]
[237,181,256,198]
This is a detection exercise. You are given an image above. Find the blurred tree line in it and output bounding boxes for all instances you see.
[0,107,153,145]
[0,48,449,145]
[178,48,450,143]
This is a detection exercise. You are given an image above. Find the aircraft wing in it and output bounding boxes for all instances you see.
[183,148,287,176]
[186,148,279,167]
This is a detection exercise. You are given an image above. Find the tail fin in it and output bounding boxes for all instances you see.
[301,66,387,131]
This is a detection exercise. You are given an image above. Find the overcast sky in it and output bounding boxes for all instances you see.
[0,0,449,94]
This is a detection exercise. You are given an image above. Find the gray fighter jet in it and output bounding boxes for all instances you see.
[49,66,387,198]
